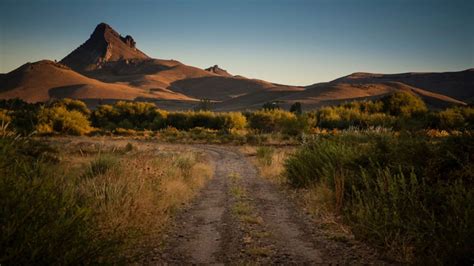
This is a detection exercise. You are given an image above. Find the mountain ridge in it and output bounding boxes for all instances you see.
[0,22,472,110]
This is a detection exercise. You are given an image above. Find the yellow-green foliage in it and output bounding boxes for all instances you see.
[36,106,92,135]
[0,109,12,124]
[436,106,473,129]
[223,112,247,130]
[284,134,473,263]
[91,101,159,130]
[383,91,428,117]
[51,98,90,116]
[248,109,297,133]
[317,105,395,129]
[166,111,247,131]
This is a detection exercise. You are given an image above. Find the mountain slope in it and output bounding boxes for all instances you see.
[0,60,194,102]
[331,69,474,101]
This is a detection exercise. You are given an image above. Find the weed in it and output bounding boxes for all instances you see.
[82,154,118,179]
[256,146,274,166]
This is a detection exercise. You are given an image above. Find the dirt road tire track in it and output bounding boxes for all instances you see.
[152,145,384,264]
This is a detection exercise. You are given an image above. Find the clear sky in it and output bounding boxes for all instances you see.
[0,0,473,85]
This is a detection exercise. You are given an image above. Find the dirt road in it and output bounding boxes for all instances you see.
[151,145,382,264]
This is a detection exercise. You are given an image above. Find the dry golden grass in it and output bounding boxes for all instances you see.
[55,140,213,257]
[240,145,289,185]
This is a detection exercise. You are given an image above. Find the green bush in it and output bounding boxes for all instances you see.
[50,98,91,116]
[36,106,92,135]
[91,101,159,130]
[382,91,428,117]
[0,109,12,124]
[284,133,473,263]
[82,155,119,179]
[0,99,40,134]
[248,109,296,133]
[289,102,302,114]
[0,136,116,264]
[223,112,247,131]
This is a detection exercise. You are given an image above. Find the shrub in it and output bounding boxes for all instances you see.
[50,98,91,116]
[0,99,40,134]
[262,101,280,110]
[194,98,212,111]
[248,109,296,133]
[289,102,302,114]
[91,101,158,130]
[0,136,115,264]
[223,112,247,131]
[0,109,12,124]
[82,155,118,179]
[382,91,428,117]
[284,134,473,263]
[166,112,191,130]
[36,106,92,135]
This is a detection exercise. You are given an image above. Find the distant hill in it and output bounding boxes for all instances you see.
[0,22,472,110]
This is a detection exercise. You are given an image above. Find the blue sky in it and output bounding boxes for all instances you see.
[0,0,473,85]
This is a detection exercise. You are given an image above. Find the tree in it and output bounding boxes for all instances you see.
[289,102,302,114]
[383,91,428,117]
[262,101,280,110]
[194,99,212,111]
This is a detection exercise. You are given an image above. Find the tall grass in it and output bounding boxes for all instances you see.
[1,136,214,263]
[284,133,474,263]
[0,136,117,264]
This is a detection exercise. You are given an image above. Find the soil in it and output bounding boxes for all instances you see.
[148,145,386,264]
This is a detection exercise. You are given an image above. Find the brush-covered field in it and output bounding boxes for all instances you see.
[1,92,473,264]
[0,134,212,264]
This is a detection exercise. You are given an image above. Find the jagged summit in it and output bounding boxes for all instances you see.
[60,22,149,72]
[205,65,232,77]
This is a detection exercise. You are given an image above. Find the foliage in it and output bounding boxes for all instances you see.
[0,136,116,264]
[248,109,296,133]
[0,99,40,134]
[91,101,161,130]
[289,102,302,114]
[50,98,91,116]
[82,154,118,179]
[382,91,428,117]
[36,106,92,135]
[434,106,473,129]
[194,98,212,111]
[0,109,12,124]
[262,101,280,110]
[256,146,274,166]
[284,133,473,263]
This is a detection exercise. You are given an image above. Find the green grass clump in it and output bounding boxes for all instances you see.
[284,133,474,264]
[256,146,274,166]
[82,154,118,179]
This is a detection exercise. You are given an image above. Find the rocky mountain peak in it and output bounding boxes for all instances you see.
[60,22,148,72]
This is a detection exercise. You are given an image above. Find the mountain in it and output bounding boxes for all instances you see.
[0,22,472,110]
[61,23,149,72]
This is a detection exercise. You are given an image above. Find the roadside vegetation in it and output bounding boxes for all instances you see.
[0,127,213,264]
[1,92,473,263]
[249,132,473,264]
[0,92,472,141]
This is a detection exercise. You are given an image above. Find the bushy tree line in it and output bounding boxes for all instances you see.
[0,91,472,136]
[315,92,473,130]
